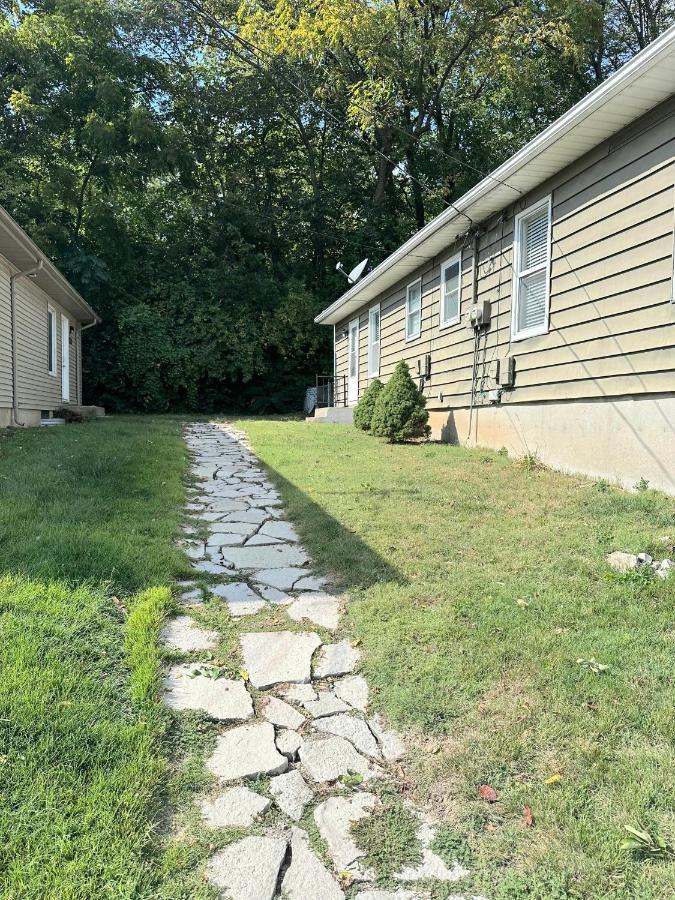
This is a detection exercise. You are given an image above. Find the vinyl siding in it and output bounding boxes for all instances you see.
[335,96,675,410]
[0,258,12,406]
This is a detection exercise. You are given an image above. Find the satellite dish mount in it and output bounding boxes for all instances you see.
[336,258,369,285]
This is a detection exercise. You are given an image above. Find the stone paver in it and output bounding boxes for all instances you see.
[206,721,289,781]
[314,639,361,678]
[282,827,345,899]
[269,769,314,821]
[240,631,322,688]
[167,423,474,898]
[162,665,253,720]
[200,786,271,828]
[205,834,287,900]
[160,616,217,652]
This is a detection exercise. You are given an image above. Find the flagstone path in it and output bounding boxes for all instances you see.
[162,422,485,900]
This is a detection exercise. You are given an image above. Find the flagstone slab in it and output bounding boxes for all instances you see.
[276,728,303,759]
[192,559,231,575]
[269,770,314,821]
[294,574,329,591]
[261,696,306,730]
[259,520,300,542]
[255,584,293,604]
[208,522,257,536]
[314,640,361,678]
[313,714,380,757]
[394,823,467,883]
[177,588,203,606]
[199,786,271,829]
[209,582,265,618]
[282,827,345,899]
[220,508,270,525]
[334,675,369,712]
[302,691,351,719]
[300,734,377,783]
[204,500,249,513]
[163,665,253,721]
[206,721,289,781]
[206,533,246,547]
[283,683,318,704]
[245,533,285,546]
[355,892,420,899]
[287,593,341,631]
[205,833,288,900]
[221,544,310,571]
[314,793,379,879]
[368,714,406,761]
[240,631,322,689]
[253,567,308,590]
[161,616,218,652]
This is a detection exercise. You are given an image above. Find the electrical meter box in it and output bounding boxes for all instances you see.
[496,356,516,387]
[468,300,491,328]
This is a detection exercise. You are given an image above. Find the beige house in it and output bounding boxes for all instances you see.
[314,25,675,495]
[0,205,100,427]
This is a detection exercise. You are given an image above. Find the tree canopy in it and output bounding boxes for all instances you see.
[1,0,672,412]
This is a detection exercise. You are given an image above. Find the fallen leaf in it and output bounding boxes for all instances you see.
[516,599,529,608]
[545,774,562,785]
[239,669,249,681]
[523,805,534,827]
[479,784,498,802]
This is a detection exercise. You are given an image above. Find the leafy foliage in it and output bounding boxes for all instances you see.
[353,378,383,431]
[371,361,430,443]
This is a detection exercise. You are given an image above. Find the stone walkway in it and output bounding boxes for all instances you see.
[163,422,484,900]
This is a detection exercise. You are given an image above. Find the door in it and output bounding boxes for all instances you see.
[347,318,359,405]
[61,315,70,402]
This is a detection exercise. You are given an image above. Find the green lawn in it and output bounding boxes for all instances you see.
[234,419,675,900]
[0,417,188,899]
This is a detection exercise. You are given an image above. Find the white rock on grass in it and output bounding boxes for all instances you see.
[254,567,309,591]
[162,665,253,721]
[394,822,468,883]
[300,734,377,783]
[368,714,406,761]
[269,770,314,821]
[206,721,289,781]
[161,616,218,652]
[314,640,361,678]
[287,594,341,631]
[205,834,287,900]
[240,631,322,689]
[313,714,380,758]
[200,786,271,829]
[261,696,306,730]
[276,729,303,760]
[302,691,351,719]
[314,794,379,880]
[282,827,345,899]
[606,550,639,573]
[334,675,369,712]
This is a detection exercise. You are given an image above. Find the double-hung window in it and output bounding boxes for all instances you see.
[47,306,56,375]
[368,304,380,377]
[512,197,552,340]
[405,279,422,341]
[439,252,462,328]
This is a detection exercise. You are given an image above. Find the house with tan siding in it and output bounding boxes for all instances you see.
[313,25,675,495]
[0,205,100,427]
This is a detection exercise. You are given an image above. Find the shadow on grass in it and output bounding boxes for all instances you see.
[256,467,405,592]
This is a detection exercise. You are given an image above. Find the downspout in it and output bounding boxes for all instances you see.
[9,260,43,426]
[77,318,98,405]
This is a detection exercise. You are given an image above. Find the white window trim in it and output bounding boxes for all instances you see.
[405,278,422,342]
[511,195,552,342]
[439,252,462,329]
[47,304,57,376]
[368,303,381,377]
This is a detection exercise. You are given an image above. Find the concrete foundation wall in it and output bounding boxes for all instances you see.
[429,394,675,495]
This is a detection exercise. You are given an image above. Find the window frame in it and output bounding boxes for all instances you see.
[405,278,422,342]
[511,196,552,342]
[47,304,57,376]
[439,251,463,329]
[368,303,381,377]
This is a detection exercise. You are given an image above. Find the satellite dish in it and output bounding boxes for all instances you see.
[336,258,369,285]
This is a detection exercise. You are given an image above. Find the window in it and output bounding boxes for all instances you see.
[368,304,380,377]
[440,253,462,328]
[512,197,552,340]
[47,306,56,375]
[405,279,422,341]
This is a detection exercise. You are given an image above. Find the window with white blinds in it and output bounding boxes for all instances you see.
[368,304,380,376]
[440,252,462,327]
[406,279,422,340]
[512,198,551,340]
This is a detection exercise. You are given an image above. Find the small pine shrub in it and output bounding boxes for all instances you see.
[371,361,430,443]
[353,379,383,431]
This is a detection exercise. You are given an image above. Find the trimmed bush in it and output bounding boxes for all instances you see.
[353,379,384,431]
[371,361,430,443]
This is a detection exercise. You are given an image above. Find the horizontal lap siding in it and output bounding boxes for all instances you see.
[0,259,12,406]
[334,96,675,409]
[14,277,79,410]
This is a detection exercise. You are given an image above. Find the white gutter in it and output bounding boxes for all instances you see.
[315,22,675,325]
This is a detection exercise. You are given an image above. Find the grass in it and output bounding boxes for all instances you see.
[0,416,188,899]
[234,418,675,900]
